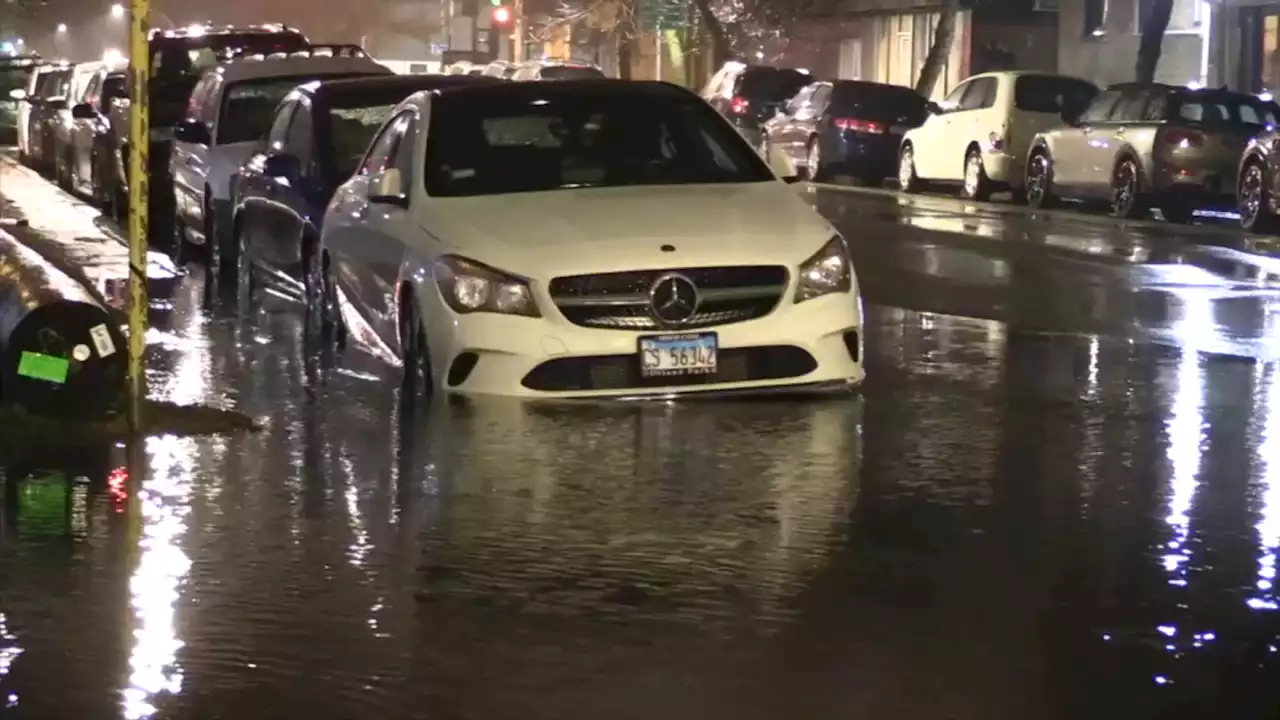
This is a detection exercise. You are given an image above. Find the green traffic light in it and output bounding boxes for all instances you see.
[490,0,501,5]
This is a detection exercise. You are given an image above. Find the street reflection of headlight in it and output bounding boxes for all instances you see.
[434,254,540,317]
[795,236,852,303]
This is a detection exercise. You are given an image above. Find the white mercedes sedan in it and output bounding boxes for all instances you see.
[311,79,865,399]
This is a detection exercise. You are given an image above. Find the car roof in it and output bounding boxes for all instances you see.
[428,78,694,104]
[150,23,306,41]
[309,74,501,104]
[210,52,390,84]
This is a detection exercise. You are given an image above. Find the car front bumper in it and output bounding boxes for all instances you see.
[423,290,865,399]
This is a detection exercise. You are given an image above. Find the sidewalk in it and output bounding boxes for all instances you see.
[0,154,178,310]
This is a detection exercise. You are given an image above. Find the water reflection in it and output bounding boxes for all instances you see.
[1250,365,1279,612]
[0,611,20,709]
[1161,348,1204,591]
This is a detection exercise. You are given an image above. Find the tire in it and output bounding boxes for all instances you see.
[305,245,345,348]
[1109,157,1144,219]
[898,145,921,193]
[961,148,993,201]
[399,288,434,402]
[1024,150,1056,209]
[806,137,824,183]
[1239,159,1279,234]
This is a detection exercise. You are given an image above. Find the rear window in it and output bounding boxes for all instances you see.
[539,65,605,80]
[735,68,811,101]
[1167,93,1280,129]
[329,104,397,178]
[830,82,927,123]
[218,74,373,145]
[151,32,309,82]
[1014,75,1098,118]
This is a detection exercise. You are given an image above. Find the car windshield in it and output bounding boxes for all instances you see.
[219,75,364,145]
[330,103,398,178]
[735,68,811,101]
[1168,93,1280,129]
[425,87,774,197]
[1014,75,1098,118]
[539,65,605,80]
[151,32,309,82]
[0,66,32,97]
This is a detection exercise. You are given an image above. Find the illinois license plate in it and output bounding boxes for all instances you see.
[639,333,717,377]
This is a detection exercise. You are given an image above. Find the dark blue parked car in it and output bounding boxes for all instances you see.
[761,80,928,185]
[231,73,497,301]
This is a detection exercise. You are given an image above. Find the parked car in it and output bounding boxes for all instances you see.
[105,23,311,231]
[14,62,57,161]
[232,74,499,301]
[66,65,128,205]
[52,61,110,190]
[481,60,510,78]
[312,80,862,399]
[701,62,812,147]
[898,71,1098,201]
[170,45,390,272]
[0,56,42,147]
[762,80,927,185]
[24,64,73,174]
[509,60,605,81]
[1028,83,1277,222]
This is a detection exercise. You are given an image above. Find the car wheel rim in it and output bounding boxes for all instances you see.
[808,143,820,176]
[1242,165,1263,225]
[1027,157,1047,204]
[899,151,913,189]
[964,155,981,195]
[1113,163,1136,214]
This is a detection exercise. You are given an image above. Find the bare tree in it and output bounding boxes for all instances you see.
[1135,0,1174,84]
[914,0,959,98]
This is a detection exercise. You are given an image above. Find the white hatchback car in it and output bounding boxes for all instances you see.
[170,45,390,273]
[312,80,865,399]
[897,71,1097,201]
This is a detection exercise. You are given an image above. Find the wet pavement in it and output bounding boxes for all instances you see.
[1,170,1279,718]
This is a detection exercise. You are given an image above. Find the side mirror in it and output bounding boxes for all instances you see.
[369,168,407,206]
[926,101,942,115]
[8,88,25,101]
[262,152,301,182]
[173,118,210,145]
[767,144,799,184]
[71,103,94,119]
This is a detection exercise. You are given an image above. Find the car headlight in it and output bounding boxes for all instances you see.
[795,236,852,303]
[434,255,540,317]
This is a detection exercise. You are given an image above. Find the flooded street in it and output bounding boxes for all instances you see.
[1,177,1280,718]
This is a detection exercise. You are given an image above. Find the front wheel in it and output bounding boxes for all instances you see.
[1025,151,1056,209]
[806,137,824,183]
[898,146,921,193]
[1239,160,1279,234]
[962,149,993,201]
[305,246,345,348]
[1110,158,1144,219]
[399,290,435,403]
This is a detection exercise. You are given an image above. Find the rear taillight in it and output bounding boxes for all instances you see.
[729,95,749,114]
[988,131,1005,150]
[833,117,884,134]
[1164,128,1205,148]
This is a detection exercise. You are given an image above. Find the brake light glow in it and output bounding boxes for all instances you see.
[1165,128,1205,149]
[833,117,884,134]
[729,95,749,114]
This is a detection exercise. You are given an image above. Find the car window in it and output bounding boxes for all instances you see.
[360,111,410,175]
[424,87,774,198]
[1078,89,1121,123]
[217,75,365,146]
[958,77,996,111]
[828,82,927,124]
[330,103,398,179]
[284,99,314,166]
[538,66,605,80]
[735,68,811,101]
[939,81,970,111]
[266,100,296,150]
[81,74,101,107]
[810,84,831,111]
[101,74,127,105]
[1110,89,1151,123]
[1168,93,1280,129]
[1014,76,1097,119]
[787,85,815,112]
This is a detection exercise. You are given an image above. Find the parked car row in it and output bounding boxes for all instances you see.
[444,58,606,81]
[705,61,1280,232]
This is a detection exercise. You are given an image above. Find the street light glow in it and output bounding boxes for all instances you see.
[56,23,67,33]
[110,3,125,19]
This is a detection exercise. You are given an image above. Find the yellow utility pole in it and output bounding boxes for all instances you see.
[512,0,524,62]
[127,0,150,429]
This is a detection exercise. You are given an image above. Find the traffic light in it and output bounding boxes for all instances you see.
[492,5,512,24]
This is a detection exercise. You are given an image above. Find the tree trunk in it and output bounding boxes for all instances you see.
[618,32,634,79]
[915,0,960,98]
[692,0,732,69]
[1135,0,1174,84]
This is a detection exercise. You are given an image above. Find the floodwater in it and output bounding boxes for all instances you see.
[0,185,1278,718]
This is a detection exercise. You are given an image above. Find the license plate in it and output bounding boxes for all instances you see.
[639,333,717,378]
